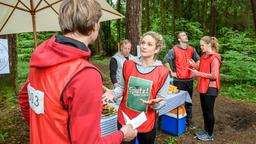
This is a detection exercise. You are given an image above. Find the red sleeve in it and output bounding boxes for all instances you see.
[62,68,123,144]
[194,58,220,79]
[18,80,30,124]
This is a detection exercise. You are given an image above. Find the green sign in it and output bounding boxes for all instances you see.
[126,76,153,112]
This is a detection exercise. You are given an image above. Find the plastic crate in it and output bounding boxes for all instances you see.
[161,111,186,136]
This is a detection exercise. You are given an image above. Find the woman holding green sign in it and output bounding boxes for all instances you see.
[103,31,170,144]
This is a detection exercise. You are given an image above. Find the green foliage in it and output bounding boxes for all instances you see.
[17,32,56,62]
[221,51,256,82]
[17,61,29,85]
[175,19,204,50]
[218,28,256,54]
[0,132,8,142]
[167,136,177,144]
[216,28,256,102]
[218,28,256,84]
[158,35,175,61]
[221,84,256,103]
[152,18,204,60]
[17,32,56,86]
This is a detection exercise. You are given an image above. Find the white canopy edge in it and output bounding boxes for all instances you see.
[0,0,124,35]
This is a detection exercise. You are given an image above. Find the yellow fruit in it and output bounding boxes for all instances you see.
[168,85,179,93]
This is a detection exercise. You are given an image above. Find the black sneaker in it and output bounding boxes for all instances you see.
[186,122,196,129]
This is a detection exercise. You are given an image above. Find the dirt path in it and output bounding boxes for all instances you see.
[156,91,256,144]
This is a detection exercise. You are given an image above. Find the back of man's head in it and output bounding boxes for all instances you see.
[59,0,102,35]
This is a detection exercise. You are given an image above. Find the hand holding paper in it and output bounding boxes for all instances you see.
[122,111,147,129]
[120,124,137,141]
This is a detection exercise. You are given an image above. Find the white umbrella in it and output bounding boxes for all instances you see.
[0,0,124,48]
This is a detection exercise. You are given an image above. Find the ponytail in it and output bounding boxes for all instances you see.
[211,37,219,53]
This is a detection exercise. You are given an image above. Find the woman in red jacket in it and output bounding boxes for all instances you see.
[189,36,221,141]
[103,31,170,144]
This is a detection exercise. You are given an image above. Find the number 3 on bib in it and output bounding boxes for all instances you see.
[28,83,45,114]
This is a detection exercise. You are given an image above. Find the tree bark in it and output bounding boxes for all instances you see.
[251,0,256,34]
[201,0,208,32]
[160,0,165,34]
[145,0,150,31]
[184,0,194,20]
[172,0,176,35]
[174,0,181,18]
[210,0,217,36]
[126,0,141,56]
[117,0,121,43]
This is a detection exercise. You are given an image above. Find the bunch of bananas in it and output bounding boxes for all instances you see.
[168,85,179,93]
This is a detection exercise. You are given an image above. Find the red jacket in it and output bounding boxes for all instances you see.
[118,60,169,132]
[18,36,123,144]
[173,46,194,79]
[198,53,221,93]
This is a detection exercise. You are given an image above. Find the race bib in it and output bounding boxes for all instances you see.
[126,76,152,112]
[27,83,44,114]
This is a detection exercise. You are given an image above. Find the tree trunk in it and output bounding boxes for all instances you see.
[145,0,150,31]
[117,0,121,43]
[201,0,208,32]
[184,0,194,20]
[0,34,17,92]
[210,0,217,36]
[172,0,176,35]
[160,0,165,34]
[251,0,256,34]
[126,0,141,56]
[174,0,181,18]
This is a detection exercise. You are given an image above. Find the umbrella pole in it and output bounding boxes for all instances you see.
[30,0,37,49]
[32,16,37,49]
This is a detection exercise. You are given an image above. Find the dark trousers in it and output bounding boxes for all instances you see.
[118,122,157,144]
[200,91,217,135]
[173,79,193,123]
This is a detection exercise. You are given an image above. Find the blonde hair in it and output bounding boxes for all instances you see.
[59,0,102,35]
[201,36,219,52]
[141,31,165,59]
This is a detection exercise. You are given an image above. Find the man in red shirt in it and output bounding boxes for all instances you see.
[18,0,137,143]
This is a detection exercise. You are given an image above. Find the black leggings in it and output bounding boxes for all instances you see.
[200,89,217,135]
[117,122,156,144]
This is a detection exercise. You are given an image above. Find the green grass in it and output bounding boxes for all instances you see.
[17,60,29,87]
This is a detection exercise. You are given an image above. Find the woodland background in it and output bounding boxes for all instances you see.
[0,0,256,143]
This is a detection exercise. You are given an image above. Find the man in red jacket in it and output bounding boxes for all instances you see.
[18,0,137,143]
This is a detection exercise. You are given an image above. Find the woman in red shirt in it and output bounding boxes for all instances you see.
[189,36,221,141]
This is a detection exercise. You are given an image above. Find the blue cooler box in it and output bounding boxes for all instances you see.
[161,112,186,136]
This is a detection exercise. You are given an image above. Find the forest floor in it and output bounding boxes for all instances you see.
[0,63,255,144]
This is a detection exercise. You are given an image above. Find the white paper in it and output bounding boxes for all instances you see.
[122,111,147,129]
[0,39,10,74]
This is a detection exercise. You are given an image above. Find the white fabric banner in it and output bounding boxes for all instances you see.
[0,39,9,74]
